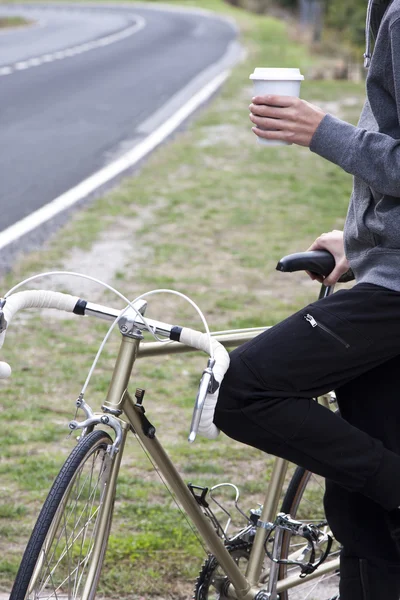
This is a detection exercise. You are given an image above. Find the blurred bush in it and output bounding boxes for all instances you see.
[229,0,367,67]
[229,0,366,49]
[324,0,366,49]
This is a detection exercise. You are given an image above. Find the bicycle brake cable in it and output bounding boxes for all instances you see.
[132,432,209,556]
[3,272,214,395]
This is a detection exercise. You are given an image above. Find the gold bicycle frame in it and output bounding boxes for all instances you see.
[84,326,339,600]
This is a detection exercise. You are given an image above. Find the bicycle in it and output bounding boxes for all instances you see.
[2,249,344,600]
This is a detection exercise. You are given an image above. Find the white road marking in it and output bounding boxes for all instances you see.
[0,15,146,76]
[0,70,230,251]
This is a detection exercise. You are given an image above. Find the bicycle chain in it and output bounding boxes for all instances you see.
[193,542,252,600]
[193,541,340,600]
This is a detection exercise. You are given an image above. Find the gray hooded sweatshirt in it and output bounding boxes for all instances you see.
[309,0,400,291]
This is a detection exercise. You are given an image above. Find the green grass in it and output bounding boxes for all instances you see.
[0,504,26,519]
[0,16,31,28]
[0,1,365,597]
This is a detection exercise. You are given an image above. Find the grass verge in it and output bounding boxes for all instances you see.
[0,1,365,597]
[0,16,32,28]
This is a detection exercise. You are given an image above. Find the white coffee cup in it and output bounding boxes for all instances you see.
[249,67,304,146]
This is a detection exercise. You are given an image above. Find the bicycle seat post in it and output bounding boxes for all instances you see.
[319,284,334,300]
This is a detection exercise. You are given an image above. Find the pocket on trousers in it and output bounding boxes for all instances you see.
[238,306,373,394]
[304,306,373,351]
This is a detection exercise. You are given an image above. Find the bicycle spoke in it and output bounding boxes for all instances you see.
[36,503,102,596]
[26,443,109,599]
[286,569,341,600]
[72,453,98,597]
[37,481,101,589]
[44,456,98,570]
[40,552,60,600]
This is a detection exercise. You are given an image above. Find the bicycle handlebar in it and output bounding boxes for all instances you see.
[0,289,229,440]
[0,290,81,379]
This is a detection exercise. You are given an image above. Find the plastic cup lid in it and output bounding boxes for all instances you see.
[249,68,304,81]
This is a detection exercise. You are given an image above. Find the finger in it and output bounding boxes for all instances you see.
[249,103,288,118]
[307,240,325,251]
[324,261,350,286]
[306,271,325,283]
[252,126,289,141]
[324,273,339,286]
[324,264,345,286]
[252,95,297,107]
[250,114,289,130]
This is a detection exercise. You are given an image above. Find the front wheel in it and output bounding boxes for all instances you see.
[10,429,114,600]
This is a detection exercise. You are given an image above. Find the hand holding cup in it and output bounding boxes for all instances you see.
[249,68,326,147]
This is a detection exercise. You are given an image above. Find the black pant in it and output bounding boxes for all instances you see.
[214,283,400,598]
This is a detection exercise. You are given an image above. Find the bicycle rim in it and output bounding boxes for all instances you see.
[10,429,114,600]
[278,467,340,600]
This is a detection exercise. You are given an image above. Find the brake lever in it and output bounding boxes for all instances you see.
[188,358,216,443]
[0,298,7,334]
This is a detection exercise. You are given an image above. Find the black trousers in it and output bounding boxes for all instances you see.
[214,283,400,598]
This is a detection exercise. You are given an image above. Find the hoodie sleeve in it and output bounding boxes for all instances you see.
[310,19,400,199]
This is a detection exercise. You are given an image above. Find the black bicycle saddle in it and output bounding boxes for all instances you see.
[276,250,354,282]
[276,250,335,277]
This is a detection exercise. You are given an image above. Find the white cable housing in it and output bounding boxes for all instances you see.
[180,327,230,439]
[0,286,230,440]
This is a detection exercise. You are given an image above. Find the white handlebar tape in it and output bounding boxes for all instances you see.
[180,328,230,439]
[0,361,11,379]
[0,291,80,376]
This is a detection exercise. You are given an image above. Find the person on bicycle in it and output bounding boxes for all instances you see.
[215,1,400,598]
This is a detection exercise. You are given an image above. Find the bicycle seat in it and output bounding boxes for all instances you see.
[276,250,335,277]
[276,250,355,282]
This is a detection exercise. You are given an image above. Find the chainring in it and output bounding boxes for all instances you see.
[194,542,253,600]
[193,541,340,600]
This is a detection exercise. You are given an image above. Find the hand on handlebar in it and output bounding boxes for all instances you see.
[307,230,350,286]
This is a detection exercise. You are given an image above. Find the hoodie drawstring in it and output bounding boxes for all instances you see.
[364,0,374,68]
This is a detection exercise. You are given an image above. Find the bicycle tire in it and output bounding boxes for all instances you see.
[10,429,114,600]
[278,466,340,600]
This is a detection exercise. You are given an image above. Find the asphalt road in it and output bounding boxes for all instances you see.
[0,3,237,245]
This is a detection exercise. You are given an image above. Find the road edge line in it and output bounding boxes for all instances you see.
[0,13,146,75]
[0,69,230,252]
